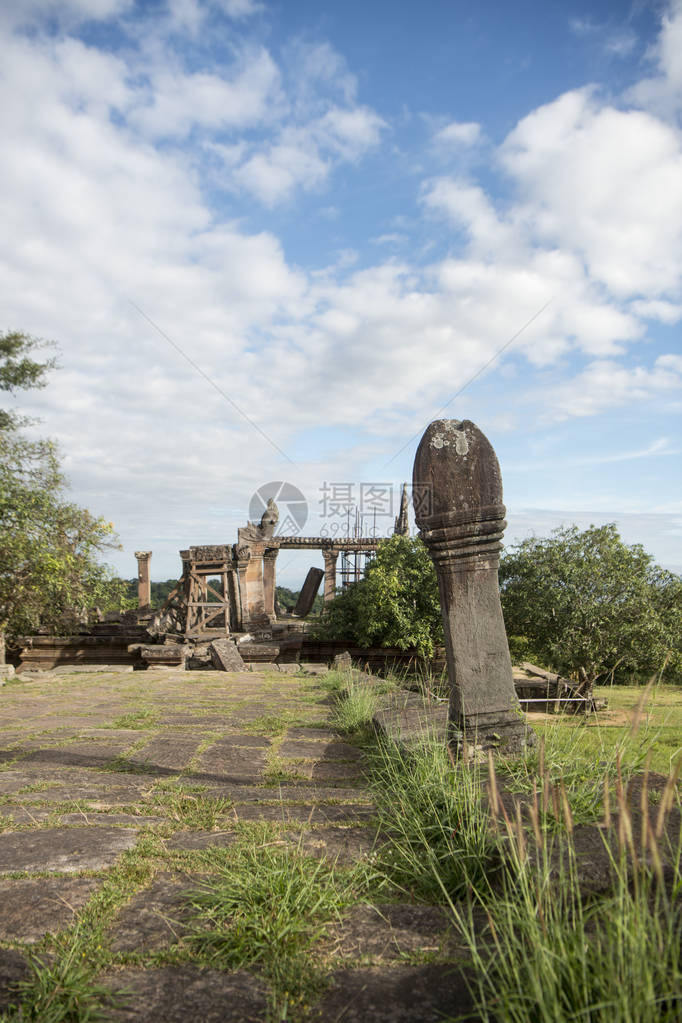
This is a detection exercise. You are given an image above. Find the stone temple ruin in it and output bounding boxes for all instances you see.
[11,428,591,724]
[141,495,384,638]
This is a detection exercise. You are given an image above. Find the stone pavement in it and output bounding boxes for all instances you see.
[0,666,476,1021]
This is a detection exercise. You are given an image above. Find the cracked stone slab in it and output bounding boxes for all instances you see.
[0,948,32,1013]
[285,760,364,782]
[197,739,267,780]
[278,740,363,761]
[0,805,52,825]
[183,783,371,804]
[0,826,139,873]
[129,737,204,771]
[284,727,340,740]
[285,826,379,864]
[165,830,238,851]
[109,874,195,953]
[101,966,268,1022]
[323,904,458,961]
[311,964,477,1022]
[58,813,165,827]
[0,877,101,942]
[233,804,375,824]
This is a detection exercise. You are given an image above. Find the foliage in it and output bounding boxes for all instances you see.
[0,330,56,431]
[0,418,126,644]
[459,761,682,1023]
[186,837,359,1018]
[367,736,497,903]
[500,524,682,686]
[3,945,114,1022]
[317,534,443,659]
[275,585,323,614]
[122,577,180,608]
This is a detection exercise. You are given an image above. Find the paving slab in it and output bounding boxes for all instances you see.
[311,964,477,1022]
[287,826,379,864]
[289,760,365,782]
[233,804,376,824]
[165,831,239,852]
[0,826,139,873]
[129,737,204,771]
[0,948,32,1013]
[196,738,268,781]
[278,739,362,760]
[0,876,101,941]
[109,874,195,953]
[102,966,268,1022]
[324,904,457,961]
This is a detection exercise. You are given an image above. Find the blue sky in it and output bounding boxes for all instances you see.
[1,0,681,586]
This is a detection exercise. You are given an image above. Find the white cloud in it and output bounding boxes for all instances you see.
[432,121,482,146]
[501,88,682,299]
[129,49,280,138]
[541,356,682,420]
[628,0,682,116]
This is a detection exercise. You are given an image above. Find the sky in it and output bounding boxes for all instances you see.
[1,0,681,587]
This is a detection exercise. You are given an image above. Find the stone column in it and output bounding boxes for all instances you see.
[263,548,279,621]
[235,546,251,631]
[413,419,533,756]
[134,551,152,609]
[322,549,339,604]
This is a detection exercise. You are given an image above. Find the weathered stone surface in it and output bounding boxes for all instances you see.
[197,738,267,781]
[373,693,448,747]
[208,640,245,672]
[233,803,375,824]
[312,964,477,1022]
[0,949,32,1013]
[325,904,456,961]
[0,665,15,681]
[278,740,362,760]
[334,651,352,670]
[109,874,194,953]
[102,966,268,1022]
[288,826,378,864]
[413,419,534,755]
[166,831,238,851]
[129,737,203,771]
[0,827,138,873]
[0,877,101,942]
[293,567,324,617]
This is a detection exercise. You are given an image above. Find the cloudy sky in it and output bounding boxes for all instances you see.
[2,0,681,586]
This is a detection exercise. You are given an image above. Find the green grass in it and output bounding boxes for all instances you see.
[0,946,119,1022]
[451,763,682,1023]
[109,709,158,730]
[184,832,367,1019]
[366,736,497,903]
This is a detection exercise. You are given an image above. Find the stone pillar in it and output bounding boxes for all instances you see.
[135,551,152,609]
[294,567,324,616]
[322,549,339,604]
[413,419,533,756]
[263,548,279,621]
[235,547,251,631]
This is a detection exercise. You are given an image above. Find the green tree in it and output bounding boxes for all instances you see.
[499,524,682,687]
[0,333,128,648]
[0,330,56,430]
[317,534,444,659]
[0,431,127,643]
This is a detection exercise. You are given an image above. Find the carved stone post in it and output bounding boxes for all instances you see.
[263,548,279,621]
[413,419,533,755]
[134,551,152,609]
[322,549,339,604]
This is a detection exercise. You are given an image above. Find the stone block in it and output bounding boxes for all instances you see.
[293,567,324,617]
[208,639,245,672]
